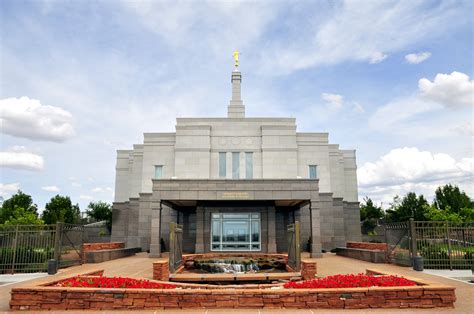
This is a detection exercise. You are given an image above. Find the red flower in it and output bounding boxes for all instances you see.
[284,273,417,289]
[53,275,176,289]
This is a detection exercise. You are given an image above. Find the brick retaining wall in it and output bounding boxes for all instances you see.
[10,269,456,310]
[153,261,169,282]
[347,242,388,251]
[10,285,455,310]
[82,242,125,252]
[301,260,317,280]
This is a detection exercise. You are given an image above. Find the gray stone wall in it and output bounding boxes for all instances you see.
[343,201,362,242]
[111,179,361,258]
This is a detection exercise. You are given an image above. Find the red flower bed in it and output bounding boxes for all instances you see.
[53,276,176,289]
[284,273,417,289]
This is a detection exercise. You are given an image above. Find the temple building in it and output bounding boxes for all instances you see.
[111,56,361,257]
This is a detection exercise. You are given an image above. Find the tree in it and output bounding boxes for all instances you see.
[0,190,38,224]
[360,197,384,221]
[4,207,44,225]
[423,205,463,222]
[42,195,81,224]
[359,197,384,234]
[86,201,112,230]
[385,192,428,222]
[433,184,472,213]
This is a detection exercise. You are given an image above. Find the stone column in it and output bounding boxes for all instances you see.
[126,198,140,248]
[310,200,323,258]
[195,206,205,253]
[267,206,277,253]
[149,202,162,258]
[138,193,152,251]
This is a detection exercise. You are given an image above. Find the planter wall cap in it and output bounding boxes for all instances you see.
[422,285,456,291]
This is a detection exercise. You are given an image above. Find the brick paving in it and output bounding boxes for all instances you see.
[1,252,473,313]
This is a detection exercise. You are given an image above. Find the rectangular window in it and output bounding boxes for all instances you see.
[211,212,261,251]
[154,165,163,179]
[219,152,226,178]
[232,152,240,179]
[309,165,317,179]
[245,152,253,179]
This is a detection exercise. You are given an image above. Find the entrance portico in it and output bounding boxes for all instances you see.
[147,179,322,257]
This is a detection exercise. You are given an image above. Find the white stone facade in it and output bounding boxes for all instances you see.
[112,69,360,257]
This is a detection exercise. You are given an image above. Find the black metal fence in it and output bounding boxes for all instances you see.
[0,223,84,274]
[384,219,473,270]
[414,221,473,270]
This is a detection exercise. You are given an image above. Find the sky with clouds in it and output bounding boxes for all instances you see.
[1,0,473,212]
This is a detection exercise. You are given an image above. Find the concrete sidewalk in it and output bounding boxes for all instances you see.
[1,252,472,313]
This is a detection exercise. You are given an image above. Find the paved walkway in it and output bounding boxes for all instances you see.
[1,252,473,313]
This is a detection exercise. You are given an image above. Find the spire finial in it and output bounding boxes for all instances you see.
[233,50,239,69]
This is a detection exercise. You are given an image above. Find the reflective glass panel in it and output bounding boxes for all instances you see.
[155,165,163,179]
[232,152,240,179]
[245,152,253,179]
[219,152,226,178]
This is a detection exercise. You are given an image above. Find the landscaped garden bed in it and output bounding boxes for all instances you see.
[52,276,177,289]
[284,273,417,289]
[10,268,455,310]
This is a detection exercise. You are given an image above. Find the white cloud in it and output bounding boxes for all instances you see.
[353,102,365,113]
[322,93,344,110]
[369,71,473,138]
[0,96,75,142]
[369,52,388,64]
[405,52,431,64]
[0,183,20,199]
[41,186,60,192]
[92,187,114,194]
[71,182,82,188]
[79,195,94,201]
[0,146,44,171]
[358,147,473,187]
[358,147,473,207]
[419,71,474,108]
[257,1,466,74]
[120,1,279,58]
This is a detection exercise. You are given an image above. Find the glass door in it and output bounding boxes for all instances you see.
[211,213,260,251]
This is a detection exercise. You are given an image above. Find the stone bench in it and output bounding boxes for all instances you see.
[336,247,386,263]
[84,247,141,263]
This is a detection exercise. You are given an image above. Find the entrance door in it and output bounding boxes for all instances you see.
[211,213,261,251]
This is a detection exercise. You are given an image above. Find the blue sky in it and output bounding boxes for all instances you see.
[1,0,473,211]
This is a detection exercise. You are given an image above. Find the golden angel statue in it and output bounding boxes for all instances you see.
[233,50,239,68]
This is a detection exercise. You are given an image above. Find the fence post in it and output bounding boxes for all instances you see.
[445,222,452,271]
[53,222,63,269]
[409,218,417,261]
[10,225,19,274]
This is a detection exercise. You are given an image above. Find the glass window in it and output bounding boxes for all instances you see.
[154,165,163,179]
[219,152,226,178]
[232,152,240,179]
[211,212,260,251]
[245,152,253,179]
[309,165,317,179]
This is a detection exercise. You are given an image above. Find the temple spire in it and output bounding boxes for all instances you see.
[228,50,245,118]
